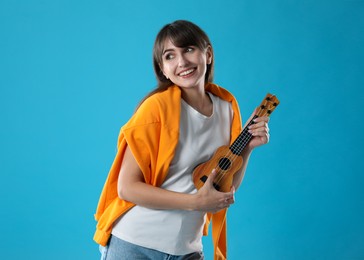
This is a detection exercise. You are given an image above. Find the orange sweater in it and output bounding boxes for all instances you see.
[94,83,242,259]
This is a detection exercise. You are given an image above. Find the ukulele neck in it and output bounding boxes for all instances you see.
[229,115,258,155]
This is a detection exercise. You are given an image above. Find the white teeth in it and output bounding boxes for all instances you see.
[179,69,195,76]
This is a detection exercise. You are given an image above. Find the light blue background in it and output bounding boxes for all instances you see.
[1,0,363,259]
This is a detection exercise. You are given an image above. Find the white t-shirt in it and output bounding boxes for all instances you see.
[112,92,233,255]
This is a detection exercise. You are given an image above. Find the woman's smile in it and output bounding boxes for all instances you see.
[178,68,197,77]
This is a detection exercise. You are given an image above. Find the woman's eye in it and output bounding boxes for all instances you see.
[165,53,174,60]
[186,47,194,53]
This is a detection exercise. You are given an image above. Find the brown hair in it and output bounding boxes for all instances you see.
[137,20,214,109]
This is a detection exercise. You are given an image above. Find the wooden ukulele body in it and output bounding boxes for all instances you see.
[192,145,243,192]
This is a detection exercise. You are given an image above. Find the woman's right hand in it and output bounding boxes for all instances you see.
[195,169,235,213]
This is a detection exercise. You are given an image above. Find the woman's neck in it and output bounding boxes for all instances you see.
[181,87,213,116]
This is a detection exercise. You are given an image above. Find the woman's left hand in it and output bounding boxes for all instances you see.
[246,108,270,150]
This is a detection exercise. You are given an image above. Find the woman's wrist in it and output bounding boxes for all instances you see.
[189,192,201,211]
[243,146,253,157]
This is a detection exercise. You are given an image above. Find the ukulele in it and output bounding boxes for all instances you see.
[192,93,280,192]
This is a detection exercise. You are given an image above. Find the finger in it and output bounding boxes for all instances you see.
[223,197,234,208]
[253,116,270,123]
[249,127,269,136]
[248,121,266,130]
[250,118,269,128]
[223,190,235,202]
[250,121,269,131]
[231,186,235,203]
[206,169,217,186]
[224,196,235,205]
[230,185,235,193]
[255,123,270,133]
[228,199,234,206]
[251,131,270,141]
[258,133,270,144]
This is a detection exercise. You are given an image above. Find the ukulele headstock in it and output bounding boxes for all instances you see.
[256,93,280,117]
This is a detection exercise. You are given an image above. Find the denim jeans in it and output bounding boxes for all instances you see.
[100,235,204,260]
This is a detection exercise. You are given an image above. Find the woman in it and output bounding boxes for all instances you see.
[94,20,270,260]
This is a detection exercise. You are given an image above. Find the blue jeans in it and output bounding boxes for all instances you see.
[100,235,204,260]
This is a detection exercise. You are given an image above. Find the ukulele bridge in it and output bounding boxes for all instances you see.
[198,175,221,191]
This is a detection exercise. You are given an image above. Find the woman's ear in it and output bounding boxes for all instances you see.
[206,45,213,65]
[159,63,169,79]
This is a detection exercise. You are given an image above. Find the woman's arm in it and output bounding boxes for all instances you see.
[118,146,235,213]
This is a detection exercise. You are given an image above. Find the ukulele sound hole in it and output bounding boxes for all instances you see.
[218,157,231,170]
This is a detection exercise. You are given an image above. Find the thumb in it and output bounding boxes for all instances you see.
[243,108,258,128]
[206,169,217,187]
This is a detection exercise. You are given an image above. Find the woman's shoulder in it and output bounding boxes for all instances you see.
[140,85,180,110]
[206,83,237,102]
[124,85,181,129]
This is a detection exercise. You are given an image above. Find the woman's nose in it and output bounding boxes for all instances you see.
[177,54,189,67]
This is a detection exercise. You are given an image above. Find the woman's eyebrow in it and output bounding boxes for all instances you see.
[162,48,175,55]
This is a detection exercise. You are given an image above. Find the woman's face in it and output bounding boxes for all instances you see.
[160,38,212,90]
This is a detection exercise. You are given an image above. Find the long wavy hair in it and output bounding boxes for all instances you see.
[137,20,214,109]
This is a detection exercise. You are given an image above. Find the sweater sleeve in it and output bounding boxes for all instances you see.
[120,96,163,185]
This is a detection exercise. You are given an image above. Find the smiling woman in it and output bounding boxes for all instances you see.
[93,20,270,260]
